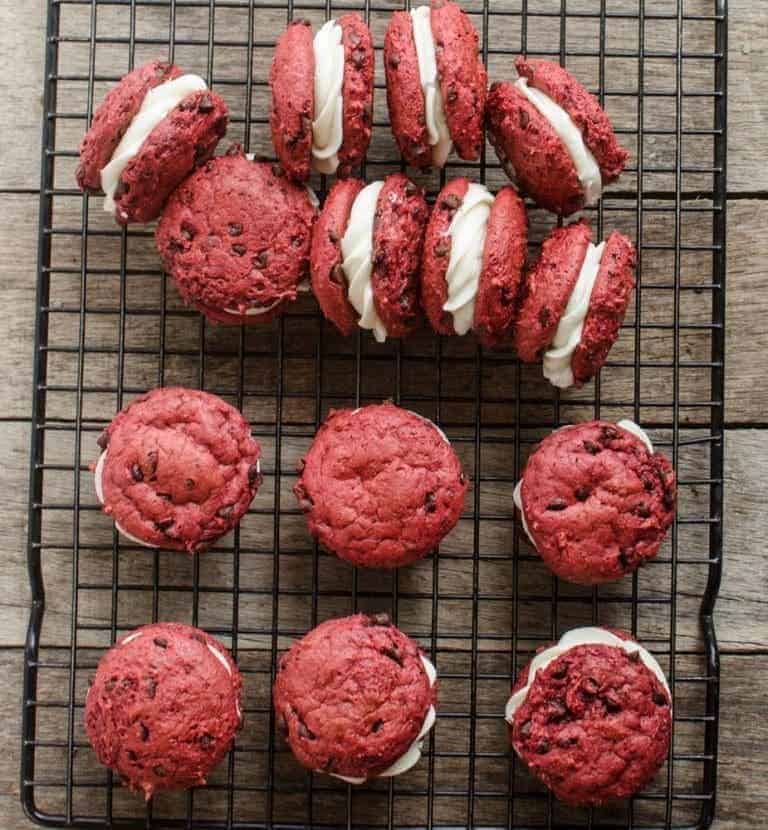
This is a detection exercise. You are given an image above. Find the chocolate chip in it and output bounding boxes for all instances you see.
[295,18,311,26]
[352,48,366,69]
[404,180,418,197]
[146,678,157,699]
[130,464,143,483]
[425,492,437,513]
[200,734,214,747]
[371,719,383,733]
[537,307,552,328]
[546,498,567,511]
[139,722,149,741]
[157,492,172,501]
[582,677,600,696]
[447,88,458,104]
[122,677,137,690]
[635,502,651,518]
[601,425,619,442]
[653,690,669,706]
[548,698,567,721]
[297,720,315,740]
[575,486,590,501]
[536,740,550,754]
[583,440,601,455]
[185,478,195,490]
[146,450,158,479]
[232,244,247,257]
[441,193,461,211]
[368,612,391,627]
[627,650,641,663]
[550,663,568,680]
[96,430,109,450]
[153,765,167,777]
[127,750,137,762]
[603,691,622,712]
[300,114,312,135]
[388,54,400,69]
[248,464,262,487]
[105,679,116,692]
[217,505,234,520]
[330,263,345,285]
[291,235,304,249]
[328,228,340,244]
[271,163,284,178]
[382,646,403,666]
[434,238,451,258]
[155,517,174,531]
[181,224,194,241]
[198,94,214,113]
[557,735,578,748]
[228,222,243,237]
[190,633,205,643]
[153,637,167,649]
[519,109,529,129]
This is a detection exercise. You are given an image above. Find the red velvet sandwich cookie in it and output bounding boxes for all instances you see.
[156,146,317,324]
[420,178,527,347]
[487,57,628,215]
[274,613,437,783]
[514,220,636,388]
[505,627,672,805]
[384,0,487,170]
[94,386,262,552]
[269,15,374,181]
[513,420,676,584]
[76,59,228,224]
[294,403,467,568]
[310,173,428,340]
[85,622,243,799]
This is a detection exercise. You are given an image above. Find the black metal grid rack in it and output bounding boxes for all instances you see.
[21,0,726,827]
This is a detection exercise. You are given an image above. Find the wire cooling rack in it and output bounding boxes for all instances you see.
[21,0,726,828]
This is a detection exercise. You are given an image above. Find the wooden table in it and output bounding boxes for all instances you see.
[0,1,764,827]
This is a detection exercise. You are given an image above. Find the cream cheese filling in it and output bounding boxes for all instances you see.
[340,180,388,342]
[311,20,345,175]
[411,6,452,168]
[101,74,207,215]
[442,184,494,336]
[326,654,438,784]
[514,76,602,206]
[504,626,670,724]
[542,241,605,389]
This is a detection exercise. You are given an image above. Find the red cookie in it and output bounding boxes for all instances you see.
[384,1,486,170]
[294,403,467,568]
[507,628,671,805]
[514,220,592,363]
[269,15,375,181]
[274,613,437,781]
[156,146,317,324]
[515,420,676,584]
[487,59,628,215]
[94,387,262,552]
[85,623,243,799]
[571,231,637,385]
[420,178,527,347]
[76,60,228,224]
[515,57,628,183]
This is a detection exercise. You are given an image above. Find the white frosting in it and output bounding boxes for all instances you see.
[442,184,494,335]
[410,6,452,168]
[94,450,158,548]
[326,654,438,785]
[542,241,605,389]
[312,20,345,174]
[617,419,654,453]
[504,627,671,723]
[207,643,233,676]
[101,74,207,214]
[514,77,602,206]
[513,478,535,546]
[121,631,144,645]
[340,181,388,342]
[223,299,282,317]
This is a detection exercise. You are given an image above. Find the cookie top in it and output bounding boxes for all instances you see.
[76,60,181,193]
[337,14,375,175]
[515,57,629,183]
[507,627,671,805]
[430,0,487,161]
[514,420,676,584]
[269,19,315,182]
[370,173,429,338]
[273,613,437,781]
[294,403,467,568]
[94,386,262,552]
[156,147,317,324]
[487,80,584,216]
[571,231,637,385]
[514,220,592,362]
[114,88,228,225]
[85,622,242,799]
[310,178,365,336]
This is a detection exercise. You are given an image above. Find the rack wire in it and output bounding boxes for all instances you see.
[21,0,726,827]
